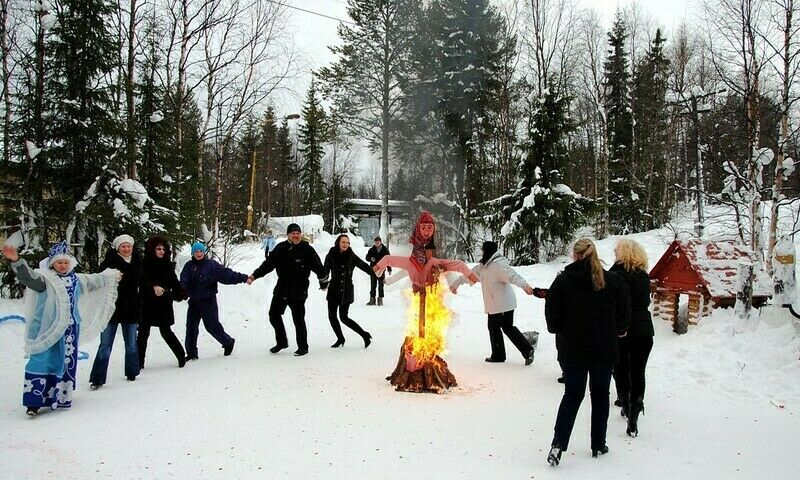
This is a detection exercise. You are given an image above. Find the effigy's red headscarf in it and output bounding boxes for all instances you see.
[410,211,435,269]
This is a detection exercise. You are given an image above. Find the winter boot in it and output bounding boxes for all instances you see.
[363,332,372,349]
[627,398,644,437]
[377,297,383,306]
[547,446,563,466]
[366,297,377,306]
[592,446,609,458]
[223,339,235,356]
[26,407,39,417]
[618,393,630,417]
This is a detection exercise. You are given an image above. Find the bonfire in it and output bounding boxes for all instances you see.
[374,212,477,394]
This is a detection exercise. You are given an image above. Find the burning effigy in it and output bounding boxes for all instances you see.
[373,212,477,393]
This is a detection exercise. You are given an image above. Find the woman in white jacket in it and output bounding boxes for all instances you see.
[451,241,536,365]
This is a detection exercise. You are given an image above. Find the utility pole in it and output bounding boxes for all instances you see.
[246,150,257,232]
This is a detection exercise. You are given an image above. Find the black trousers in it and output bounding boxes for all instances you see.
[614,336,653,403]
[487,310,533,361]
[327,302,368,341]
[552,362,614,451]
[269,296,308,349]
[370,275,385,298]
[138,324,185,366]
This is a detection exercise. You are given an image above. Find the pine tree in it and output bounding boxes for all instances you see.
[482,86,592,264]
[318,0,419,239]
[603,12,635,233]
[299,81,328,215]
[631,29,670,229]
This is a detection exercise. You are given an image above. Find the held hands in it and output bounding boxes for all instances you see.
[246,275,255,285]
[1,244,19,262]
[467,273,479,284]
[319,279,330,290]
[523,286,534,296]
[153,286,165,297]
[532,287,548,299]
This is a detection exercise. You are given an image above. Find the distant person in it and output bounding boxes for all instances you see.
[610,239,653,437]
[450,241,536,365]
[545,238,630,466]
[89,234,144,390]
[250,223,328,356]
[322,234,375,348]
[365,236,391,305]
[261,230,276,254]
[180,242,251,361]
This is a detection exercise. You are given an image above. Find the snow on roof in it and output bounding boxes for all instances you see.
[655,240,772,299]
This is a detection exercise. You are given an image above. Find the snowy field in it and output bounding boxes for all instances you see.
[1,210,800,479]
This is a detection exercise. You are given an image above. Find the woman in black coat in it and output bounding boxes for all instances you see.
[610,239,653,437]
[322,234,375,348]
[544,238,630,466]
[138,236,187,368]
[89,235,145,388]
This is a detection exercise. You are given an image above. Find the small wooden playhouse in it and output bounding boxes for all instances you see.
[649,240,772,327]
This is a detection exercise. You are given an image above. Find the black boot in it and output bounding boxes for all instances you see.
[377,297,383,306]
[366,297,376,306]
[617,393,630,417]
[627,398,644,437]
[547,446,563,466]
[363,332,372,348]
[331,339,345,348]
[26,407,39,416]
[269,344,288,354]
[592,445,609,457]
[223,339,235,356]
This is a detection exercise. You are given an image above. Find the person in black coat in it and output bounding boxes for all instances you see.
[610,239,654,437]
[89,234,145,389]
[138,236,187,369]
[365,236,391,305]
[250,223,328,356]
[544,238,630,466]
[322,234,375,348]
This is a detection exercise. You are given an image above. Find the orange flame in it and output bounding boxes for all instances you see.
[403,283,452,364]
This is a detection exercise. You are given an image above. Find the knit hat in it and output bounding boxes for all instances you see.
[191,242,207,254]
[287,223,301,234]
[113,234,135,250]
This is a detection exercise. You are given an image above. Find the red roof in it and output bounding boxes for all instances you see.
[649,240,772,299]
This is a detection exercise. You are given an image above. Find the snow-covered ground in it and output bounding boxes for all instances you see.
[1,216,799,479]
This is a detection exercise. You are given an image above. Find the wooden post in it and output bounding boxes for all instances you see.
[688,292,701,324]
[773,236,796,306]
[418,289,426,338]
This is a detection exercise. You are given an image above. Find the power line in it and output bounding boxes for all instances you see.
[267,0,355,26]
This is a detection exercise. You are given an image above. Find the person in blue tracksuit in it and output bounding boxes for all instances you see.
[180,242,251,360]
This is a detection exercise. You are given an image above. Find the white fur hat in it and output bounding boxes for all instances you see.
[113,234,135,250]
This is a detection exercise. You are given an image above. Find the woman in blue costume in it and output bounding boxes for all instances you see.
[2,241,119,416]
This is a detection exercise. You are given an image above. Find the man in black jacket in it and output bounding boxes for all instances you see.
[250,223,328,356]
[365,236,391,306]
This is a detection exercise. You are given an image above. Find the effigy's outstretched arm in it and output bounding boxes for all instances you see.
[432,259,479,285]
[373,255,414,277]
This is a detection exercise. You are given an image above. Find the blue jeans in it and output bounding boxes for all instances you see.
[89,323,139,384]
[552,362,614,451]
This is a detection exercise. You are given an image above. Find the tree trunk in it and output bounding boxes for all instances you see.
[125,0,138,179]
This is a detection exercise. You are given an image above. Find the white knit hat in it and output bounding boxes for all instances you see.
[113,234,135,250]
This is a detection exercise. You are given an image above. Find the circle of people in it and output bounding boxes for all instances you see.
[3,221,652,468]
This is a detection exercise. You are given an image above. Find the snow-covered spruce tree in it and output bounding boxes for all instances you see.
[631,28,670,230]
[481,87,592,265]
[603,13,635,234]
[272,118,297,217]
[68,167,179,267]
[299,81,328,216]
[47,0,119,225]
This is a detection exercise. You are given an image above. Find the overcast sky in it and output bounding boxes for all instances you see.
[276,0,696,174]
[278,0,696,116]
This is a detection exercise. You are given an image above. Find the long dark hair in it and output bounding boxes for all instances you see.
[144,235,173,262]
[479,241,498,265]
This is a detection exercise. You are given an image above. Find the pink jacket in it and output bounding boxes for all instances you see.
[374,255,474,289]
